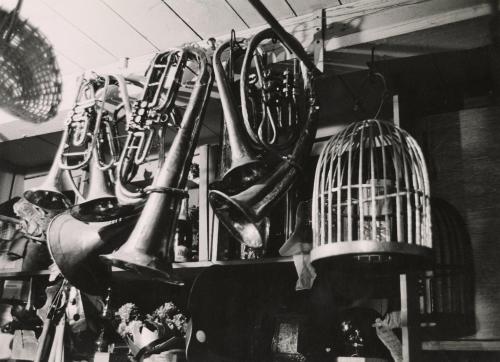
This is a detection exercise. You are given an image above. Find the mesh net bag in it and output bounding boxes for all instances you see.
[0,2,62,123]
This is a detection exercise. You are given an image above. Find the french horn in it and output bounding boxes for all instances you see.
[211,37,270,196]
[208,3,322,249]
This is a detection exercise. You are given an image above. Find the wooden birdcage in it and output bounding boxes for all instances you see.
[311,119,433,270]
[419,198,475,339]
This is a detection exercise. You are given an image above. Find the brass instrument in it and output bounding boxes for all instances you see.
[23,133,71,211]
[47,211,136,295]
[70,146,134,222]
[208,1,322,249]
[115,51,186,206]
[240,28,303,152]
[212,38,269,195]
[94,74,135,172]
[58,75,109,171]
[70,75,136,222]
[100,47,214,284]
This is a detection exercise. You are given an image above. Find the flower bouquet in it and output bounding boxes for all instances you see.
[116,302,187,361]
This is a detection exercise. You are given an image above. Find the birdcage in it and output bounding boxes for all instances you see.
[311,119,432,271]
[419,198,474,339]
[0,2,62,123]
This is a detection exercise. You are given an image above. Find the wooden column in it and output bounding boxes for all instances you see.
[400,273,421,361]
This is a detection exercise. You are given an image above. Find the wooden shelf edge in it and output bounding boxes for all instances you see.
[111,257,294,273]
[0,257,294,279]
[0,269,51,278]
[422,340,500,351]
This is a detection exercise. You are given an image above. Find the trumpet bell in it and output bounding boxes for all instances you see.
[70,197,135,223]
[218,159,267,195]
[100,249,184,286]
[208,189,269,248]
[23,189,71,211]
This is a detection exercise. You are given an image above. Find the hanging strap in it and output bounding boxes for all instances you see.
[0,0,23,42]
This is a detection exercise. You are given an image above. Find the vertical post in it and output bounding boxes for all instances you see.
[198,144,219,261]
[198,145,209,261]
[393,94,400,127]
[313,9,325,73]
[400,273,421,361]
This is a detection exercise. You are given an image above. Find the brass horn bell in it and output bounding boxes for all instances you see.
[211,39,269,196]
[47,211,137,295]
[23,134,71,211]
[70,147,134,223]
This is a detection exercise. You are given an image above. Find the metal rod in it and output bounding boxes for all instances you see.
[247,0,322,76]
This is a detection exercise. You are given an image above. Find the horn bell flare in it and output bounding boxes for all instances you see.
[70,197,135,223]
[100,250,184,286]
[23,189,71,211]
[47,212,111,295]
[208,189,268,248]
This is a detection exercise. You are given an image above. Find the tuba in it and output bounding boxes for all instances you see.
[115,51,186,206]
[58,75,110,171]
[208,1,322,249]
[69,75,137,222]
[98,47,214,284]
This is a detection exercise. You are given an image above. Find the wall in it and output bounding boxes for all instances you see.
[0,170,23,203]
[412,106,500,340]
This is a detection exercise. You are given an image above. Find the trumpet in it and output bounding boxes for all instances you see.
[115,51,186,206]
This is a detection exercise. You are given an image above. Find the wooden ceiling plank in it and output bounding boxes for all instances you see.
[164,0,249,39]
[324,0,494,52]
[8,1,117,69]
[286,0,337,15]
[102,0,199,50]
[225,0,295,27]
[42,0,156,58]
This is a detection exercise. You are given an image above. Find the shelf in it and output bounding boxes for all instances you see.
[0,269,51,278]
[422,340,500,351]
[0,257,294,280]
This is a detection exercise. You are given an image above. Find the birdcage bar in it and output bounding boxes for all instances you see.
[311,119,433,269]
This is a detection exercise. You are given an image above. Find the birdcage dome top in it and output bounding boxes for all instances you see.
[311,119,432,271]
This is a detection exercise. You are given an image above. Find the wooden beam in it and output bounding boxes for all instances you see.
[422,340,500,351]
[325,0,495,51]
[2,0,495,142]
